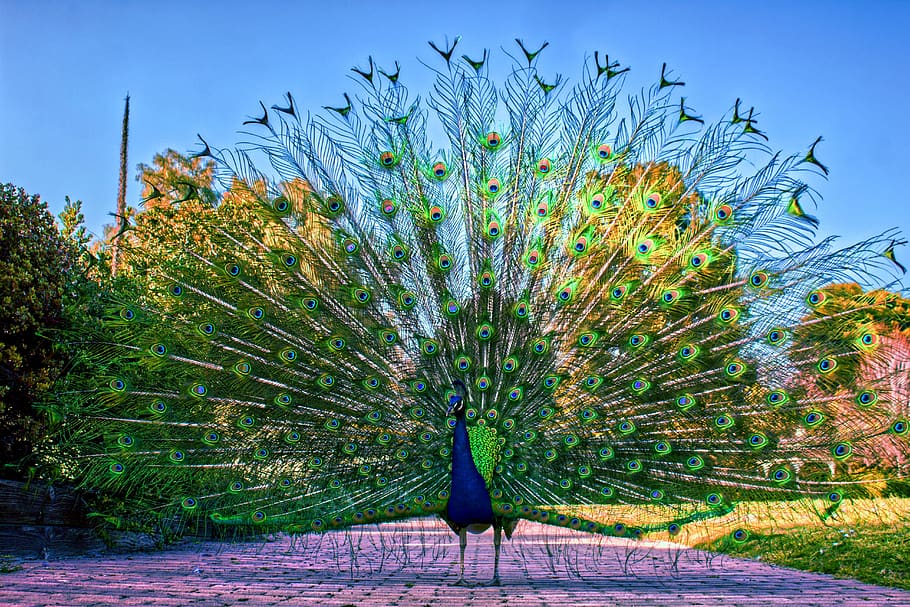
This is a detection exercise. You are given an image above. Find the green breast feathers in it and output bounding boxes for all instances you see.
[467,424,503,489]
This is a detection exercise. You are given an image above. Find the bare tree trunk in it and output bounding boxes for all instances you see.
[111,93,130,277]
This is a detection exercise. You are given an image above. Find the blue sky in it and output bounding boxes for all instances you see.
[2,0,908,266]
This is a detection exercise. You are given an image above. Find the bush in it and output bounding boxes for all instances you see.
[0,183,74,477]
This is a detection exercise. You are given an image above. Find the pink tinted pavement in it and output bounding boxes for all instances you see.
[1,521,908,607]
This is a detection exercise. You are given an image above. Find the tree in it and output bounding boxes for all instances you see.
[0,184,73,476]
[111,94,130,277]
[104,149,218,282]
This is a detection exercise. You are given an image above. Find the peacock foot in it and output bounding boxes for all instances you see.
[450,577,474,587]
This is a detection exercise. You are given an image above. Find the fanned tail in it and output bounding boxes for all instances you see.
[55,41,907,542]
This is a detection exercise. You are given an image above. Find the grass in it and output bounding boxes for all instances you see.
[0,555,23,574]
[565,497,910,589]
[698,523,910,590]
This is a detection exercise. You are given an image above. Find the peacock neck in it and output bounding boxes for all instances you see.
[451,415,474,474]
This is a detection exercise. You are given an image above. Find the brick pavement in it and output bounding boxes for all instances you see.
[1,520,908,606]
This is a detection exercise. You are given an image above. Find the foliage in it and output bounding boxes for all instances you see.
[109,150,219,284]
[0,184,75,477]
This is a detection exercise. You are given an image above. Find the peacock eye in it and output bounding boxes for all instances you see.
[714,204,733,222]
[818,357,837,373]
[833,442,852,459]
[486,219,501,238]
[690,252,707,268]
[381,198,398,216]
[749,271,769,288]
[380,151,397,167]
[725,361,746,377]
[719,307,739,323]
[807,290,826,306]
[679,345,698,360]
[767,390,788,406]
[301,297,318,311]
[326,197,344,214]
[636,238,656,256]
[767,329,785,345]
[273,196,290,213]
[856,390,877,406]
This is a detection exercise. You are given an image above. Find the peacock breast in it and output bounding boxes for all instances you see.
[448,417,496,527]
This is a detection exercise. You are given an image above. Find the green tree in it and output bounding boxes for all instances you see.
[104,149,218,283]
[0,184,73,477]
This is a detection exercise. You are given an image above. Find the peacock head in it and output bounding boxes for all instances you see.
[447,379,468,417]
[447,394,465,417]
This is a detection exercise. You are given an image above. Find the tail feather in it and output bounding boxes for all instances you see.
[57,42,907,541]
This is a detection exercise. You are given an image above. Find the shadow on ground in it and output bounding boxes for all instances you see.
[1,520,908,606]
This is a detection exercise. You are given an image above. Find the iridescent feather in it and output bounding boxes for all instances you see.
[57,39,907,584]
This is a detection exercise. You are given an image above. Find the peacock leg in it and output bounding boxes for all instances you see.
[491,523,502,586]
[451,527,471,586]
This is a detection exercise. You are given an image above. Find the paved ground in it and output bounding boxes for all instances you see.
[1,521,908,606]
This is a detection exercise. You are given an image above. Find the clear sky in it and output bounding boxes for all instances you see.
[2,0,908,268]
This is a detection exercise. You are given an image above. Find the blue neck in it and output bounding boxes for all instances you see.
[446,414,494,527]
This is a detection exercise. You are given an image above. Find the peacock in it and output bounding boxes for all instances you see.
[56,39,909,586]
